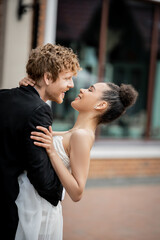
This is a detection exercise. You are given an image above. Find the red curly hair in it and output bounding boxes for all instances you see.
[26,43,81,82]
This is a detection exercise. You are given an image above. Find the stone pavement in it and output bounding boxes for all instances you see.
[62,177,160,240]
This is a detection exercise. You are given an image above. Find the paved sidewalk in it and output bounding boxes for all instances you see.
[62,178,160,240]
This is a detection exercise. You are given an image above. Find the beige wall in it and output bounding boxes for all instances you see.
[1,0,33,89]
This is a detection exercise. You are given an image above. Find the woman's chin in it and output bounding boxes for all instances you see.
[71,101,75,107]
[71,101,79,111]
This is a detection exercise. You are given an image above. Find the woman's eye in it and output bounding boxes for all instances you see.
[88,88,92,92]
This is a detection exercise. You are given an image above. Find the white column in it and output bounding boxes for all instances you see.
[44,0,58,44]
[1,0,33,88]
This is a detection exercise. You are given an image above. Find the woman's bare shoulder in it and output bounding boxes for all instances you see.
[70,129,95,149]
[71,129,91,138]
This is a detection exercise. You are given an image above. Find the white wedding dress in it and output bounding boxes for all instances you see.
[15,136,70,240]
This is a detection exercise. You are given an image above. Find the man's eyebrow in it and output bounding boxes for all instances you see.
[90,85,96,90]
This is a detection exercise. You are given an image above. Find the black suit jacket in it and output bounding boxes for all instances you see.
[0,85,63,239]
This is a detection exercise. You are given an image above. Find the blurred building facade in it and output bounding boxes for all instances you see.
[0,0,160,177]
[54,0,160,141]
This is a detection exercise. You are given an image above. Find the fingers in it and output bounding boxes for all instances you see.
[31,126,52,143]
[30,126,54,155]
[19,77,35,86]
[31,126,53,150]
[30,135,51,144]
[36,126,52,136]
[25,77,35,85]
[31,131,50,138]
[19,79,28,86]
[33,141,49,148]
[49,126,52,134]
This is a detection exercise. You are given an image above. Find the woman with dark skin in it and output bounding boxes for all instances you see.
[17,79,138,240]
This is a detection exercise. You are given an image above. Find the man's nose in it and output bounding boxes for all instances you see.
[68,79,74,88]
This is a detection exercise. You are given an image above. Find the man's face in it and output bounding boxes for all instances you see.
[46,71,74,103]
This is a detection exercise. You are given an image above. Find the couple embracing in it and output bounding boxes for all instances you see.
[0,43,138,240]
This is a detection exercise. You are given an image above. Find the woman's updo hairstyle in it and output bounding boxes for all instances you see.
[97,82,138,124]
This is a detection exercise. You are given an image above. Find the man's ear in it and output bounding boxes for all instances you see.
[94,101,108,111]
[44,72,51,85]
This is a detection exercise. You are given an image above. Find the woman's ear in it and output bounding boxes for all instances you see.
[94,101,108,111]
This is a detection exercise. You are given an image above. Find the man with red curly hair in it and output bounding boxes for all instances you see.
[0,43,81,240]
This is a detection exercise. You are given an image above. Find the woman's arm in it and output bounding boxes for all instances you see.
[31,126,92,202]
[67,130,91,201]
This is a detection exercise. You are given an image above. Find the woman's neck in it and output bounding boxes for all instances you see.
[71,112,97,134]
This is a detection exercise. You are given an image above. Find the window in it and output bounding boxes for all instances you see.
[53,0,160,140]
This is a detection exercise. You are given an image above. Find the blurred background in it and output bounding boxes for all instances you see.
[0,0,160,239]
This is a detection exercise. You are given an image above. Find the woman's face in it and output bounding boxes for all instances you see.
[71,82,109,112]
